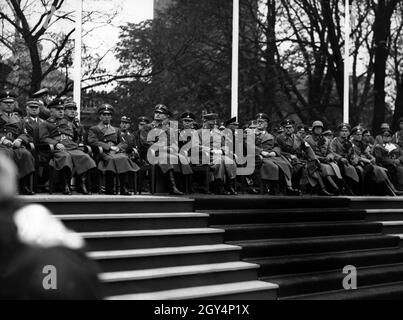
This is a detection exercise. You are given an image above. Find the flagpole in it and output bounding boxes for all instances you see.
[343,0,350,123]
[74,0,83,120]
[231,0,239,119]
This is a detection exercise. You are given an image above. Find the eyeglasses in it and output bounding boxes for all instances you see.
[101,113,112,116]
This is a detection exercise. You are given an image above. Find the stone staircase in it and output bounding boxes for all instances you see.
[25,195,278,300]
[195,196,403,300]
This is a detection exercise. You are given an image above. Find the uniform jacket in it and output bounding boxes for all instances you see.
[305,134,334,161]
[330,137,357,163]
[87,123,127,152]
[255,130,281,156]
[0,112,30,144]
[39,117,77,147]
[373,143,403,167]
[23,116,45,145]
[276,133,316,160]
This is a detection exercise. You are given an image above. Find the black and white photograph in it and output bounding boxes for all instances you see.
[0,0,403,304]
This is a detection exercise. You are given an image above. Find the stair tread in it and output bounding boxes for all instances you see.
[247,247,403,265]
[213,221,378,230]
[88,244,242,259]
[367,209,403,213]
[199,208,361,214]
[99,261,260,282]
[263,262,403,284]
[284,281,403,300]
[228,233,390,245]
[106,280,278,300]
[81,228,225,238]
[382,221,403,226]
[58,213,209,220]
[390,234,403,239]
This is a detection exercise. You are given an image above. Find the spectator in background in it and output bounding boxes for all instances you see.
[0,153,103,299]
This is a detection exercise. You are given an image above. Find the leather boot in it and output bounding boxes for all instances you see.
[227,179,238,195]
[79,172,90,195]
[167,170,183,195]
[20,175,35,195]
[105,172,116,195]
[119,173,130,196]
[62,169,72,195]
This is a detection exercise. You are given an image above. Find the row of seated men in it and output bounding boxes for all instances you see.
[2,89,403,197]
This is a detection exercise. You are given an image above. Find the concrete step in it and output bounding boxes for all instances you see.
[229,234,400,259]
[21,195,194,214]
[205,208,366,225]
[100,262,261,296]
[263,263,403,298]
[349,197,403,210]
[107,280,279,300]
[284,281,403,300]
[82,228,225,251]
[366,209,403,221]
[88,244,242,272]
[247,247,403,277]
[382,221,403,234]
[59,213,209,232]
[214,221,382,241]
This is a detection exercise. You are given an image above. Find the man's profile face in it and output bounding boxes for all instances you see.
[353,132,363,142]
[50,107,64,119]
[64,107,76,119]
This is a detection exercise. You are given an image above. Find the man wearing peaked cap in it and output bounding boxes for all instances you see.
[32,88,52,120]
[373,127,403,192]
[276,118,316,195]
[39,99,96,195]
[24,100,45,146]
[305,120,342,196]
[139,104,191,195]
[0,91,36,195]
[63,99,86,145]
[88,104,139,195]
[254,112,293,195]
[330,122,359,194]
[197,112,238,195]
[180,111,196,130]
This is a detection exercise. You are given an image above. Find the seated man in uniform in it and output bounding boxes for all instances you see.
[330,123,360,194]
[139,104,192,195]
[351,126,399,195]
[254,113,294,195]
[374,123,391,146]
[305,121,341,195]
[39,99,96,195]
[197,113,238,195]
[88,104,140,195]
[373,128,403,192]
[32,88,51,120]
[64,99,86,144]
[276,119,316,195]
[0,91,35,195]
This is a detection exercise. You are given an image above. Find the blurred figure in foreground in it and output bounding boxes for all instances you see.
[0,154,102,300]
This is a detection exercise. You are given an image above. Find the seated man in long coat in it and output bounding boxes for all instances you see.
[0,91,35,195]
[276,119,317,195]
[254,113,293,195]
[139,104,192,195]
[373,128,403,192]
[330,123,360,194]
[88,104,140,195]
[305,121,342,195]
[39,99,96,195]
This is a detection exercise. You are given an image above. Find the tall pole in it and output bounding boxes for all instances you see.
[344,0,350,123]
[231,0,239,119]
[74,0,83,120]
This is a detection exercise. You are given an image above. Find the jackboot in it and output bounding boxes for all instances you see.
[167,170,184,195]
[105,172,116,195]
[79,172,90,195]
[119,173,130,196]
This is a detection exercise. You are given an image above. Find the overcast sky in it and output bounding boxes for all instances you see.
[81,0,154,73]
